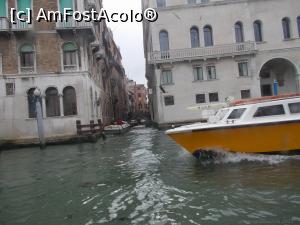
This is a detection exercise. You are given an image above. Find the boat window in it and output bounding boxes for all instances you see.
[227,108,246,120]
[253,105,285,118]
[289,102,300,114]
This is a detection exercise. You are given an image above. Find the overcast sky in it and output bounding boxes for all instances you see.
[103,0,146,85]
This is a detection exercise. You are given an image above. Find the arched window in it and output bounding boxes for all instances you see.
[235,22,244,43]
[156,0,166,8]
[253,20,263,42]
[159,30,169,51]
[20,44,35,73]
[190,26,200,48]
[45,87,60,117]
[204,25,213,46]
[282,17,291,40]
[63,86,77,116]
[62,42,78,71]
[27,88,42,118]
[297,16,300,37]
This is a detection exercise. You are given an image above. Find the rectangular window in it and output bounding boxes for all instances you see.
[238,62,248,76]
[188,0,196,4]
[157,0,166,8]
[164,96,174,106]
[6,82,15,96]
[63,51,77,71]
[207,66,216,80]
[289,102,300,114]
[193,67,203,81]
[20,52,34,73]
[196,94,206,104]
[241,89,251,99]
[254,105,285,118]
[209,92,219,102]
[161,70,173,85]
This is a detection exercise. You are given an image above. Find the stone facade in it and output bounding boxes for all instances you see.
[143,0,300,127]
[0,0,128,145]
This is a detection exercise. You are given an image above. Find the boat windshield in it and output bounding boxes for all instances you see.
[213,108,230,121]
[227,108,246,120]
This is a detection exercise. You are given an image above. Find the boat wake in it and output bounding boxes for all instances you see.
[199,149,300,165]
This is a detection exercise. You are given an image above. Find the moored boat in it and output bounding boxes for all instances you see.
[104,122,131,135]
[166,94,300,156]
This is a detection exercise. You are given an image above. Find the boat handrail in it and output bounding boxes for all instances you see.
[230,93,300,106]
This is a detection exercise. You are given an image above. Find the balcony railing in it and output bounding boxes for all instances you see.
[21,66,35,74]
[148,41,257,64]
[56,19,94,30]
[11,17,32,31]
[0,17,9,31]
[56,18,95,39]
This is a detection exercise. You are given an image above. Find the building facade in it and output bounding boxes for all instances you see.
[127,80,149,119]
[0,0,127,145]
[143,0,300,127]
[134,84,148,116]
[100,27,129,124]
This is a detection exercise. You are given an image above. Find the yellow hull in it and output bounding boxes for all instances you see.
[168,121,300,155]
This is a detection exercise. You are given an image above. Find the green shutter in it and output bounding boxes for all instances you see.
[63,42,77,51]
[0,0,7,17]
[60,0,73,13]
[17,0,31,12]
[21,44,34,53]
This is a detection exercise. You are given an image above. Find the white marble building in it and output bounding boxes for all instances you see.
[143,0,300,127]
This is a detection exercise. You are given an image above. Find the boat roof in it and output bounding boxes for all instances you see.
[230,93,300,106]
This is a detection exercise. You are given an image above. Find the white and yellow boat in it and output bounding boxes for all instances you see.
[166,94,300,157]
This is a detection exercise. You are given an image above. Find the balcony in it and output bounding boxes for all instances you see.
[0,17,9,32]
[11,17,33,32]
[148,41,257,64]
[56,19,95,38]
[20,66,35,74]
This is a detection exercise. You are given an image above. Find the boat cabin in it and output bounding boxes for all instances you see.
[213,96,300,126]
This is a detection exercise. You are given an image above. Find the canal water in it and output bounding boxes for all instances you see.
[0,128,300,225]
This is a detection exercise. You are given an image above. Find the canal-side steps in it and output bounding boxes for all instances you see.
[0,120,105,151]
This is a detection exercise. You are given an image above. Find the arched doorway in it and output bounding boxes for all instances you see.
[259,58,298,96]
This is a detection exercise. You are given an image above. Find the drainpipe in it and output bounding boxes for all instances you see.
[273,80,278,96]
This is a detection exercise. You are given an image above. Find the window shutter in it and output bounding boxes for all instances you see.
[0,0,6,17]
[17,0,31,12]
[59,0,73,13]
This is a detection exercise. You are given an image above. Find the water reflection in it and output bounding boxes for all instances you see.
[0,128,300,225]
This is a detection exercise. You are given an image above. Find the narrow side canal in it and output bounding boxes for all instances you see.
[0,127,300,225]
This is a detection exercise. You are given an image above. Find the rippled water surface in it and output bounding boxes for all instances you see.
[1,128,300,225]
